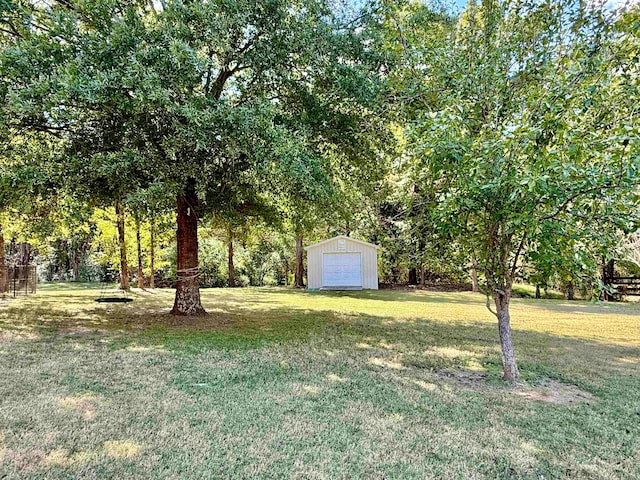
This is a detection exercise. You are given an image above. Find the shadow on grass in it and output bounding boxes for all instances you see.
[29,283,640,320]
[261,287,640,316]
[263,287,520,306]
[37,281,104,291]
[263,287,482,305]
[327,313,640,385]
[2,288,638,388]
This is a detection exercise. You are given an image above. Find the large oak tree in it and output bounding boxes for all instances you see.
[1,0,388,314]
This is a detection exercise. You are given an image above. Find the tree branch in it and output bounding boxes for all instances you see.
[480,285,498,317]
[540,183,618,221]
[0,25,23,39]
[510,232,526,279]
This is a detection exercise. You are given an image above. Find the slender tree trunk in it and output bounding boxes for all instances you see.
[72,257,79,281]
[493,291,520,382]
[115,201,129,291]
[470,264,480,293]
[228,229,235,288]
[535,284,541,299]
[566,280,574,300]
[602,261,609,301]
[149,217,155,289]
[419,265,425,286]
[72,239,80,281]
[0,226,5,293]
[171,179,206,315]
[294,234,304,288]
[136,218,144,289]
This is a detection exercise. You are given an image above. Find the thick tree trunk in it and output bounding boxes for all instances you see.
[171,180,206,315]
[408,268,417,285]
[494,291,520,382]
[136,218,144,289]
[0,226,5,293]
[603,259,615,301]
[227,230,235,288]
[606,259,615,283]
[149,218,155,289]
[294,234,304,288]
[470,264,480,293]
[115,201,130,290]
[17,242,31,265]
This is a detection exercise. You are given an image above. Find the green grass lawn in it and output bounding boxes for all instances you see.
[1,285,639,479]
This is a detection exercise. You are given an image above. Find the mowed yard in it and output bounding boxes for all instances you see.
[0,286,639,479]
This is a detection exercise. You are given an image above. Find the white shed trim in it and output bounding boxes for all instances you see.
[304,235,380,251]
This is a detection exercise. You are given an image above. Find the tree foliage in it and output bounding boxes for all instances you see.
[397,0,640,380]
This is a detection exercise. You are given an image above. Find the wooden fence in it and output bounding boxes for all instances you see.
[611,276,640,297]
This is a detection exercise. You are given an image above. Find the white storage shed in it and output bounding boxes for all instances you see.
[305,235,379,290]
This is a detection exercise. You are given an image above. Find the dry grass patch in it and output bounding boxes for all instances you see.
[0,328,39,343]
[368,356,405,370]
[57,394,98,420]
[104,440,143,459]
[325,373,347,383]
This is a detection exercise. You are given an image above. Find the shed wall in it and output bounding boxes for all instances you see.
[306,238,378,290]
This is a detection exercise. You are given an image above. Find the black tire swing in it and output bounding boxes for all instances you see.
[95,277,134,303]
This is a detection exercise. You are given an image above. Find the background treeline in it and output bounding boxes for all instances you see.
[2,197,475,289]
[5,190,640,296]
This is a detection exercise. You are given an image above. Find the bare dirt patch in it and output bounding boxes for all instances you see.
[436,369,595,404]
[514,380,595,405]
[437,368,488,388]
[57,326,110,337]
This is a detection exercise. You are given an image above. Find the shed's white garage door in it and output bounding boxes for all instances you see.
[322,253,362,287]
